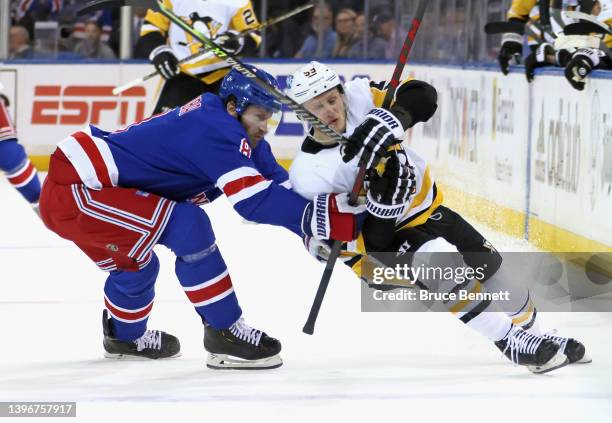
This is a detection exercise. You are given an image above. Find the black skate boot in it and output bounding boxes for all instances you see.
[203,317,282,370]
[495,326,569,374]
[543,331,591,364]
[102,310,181,359]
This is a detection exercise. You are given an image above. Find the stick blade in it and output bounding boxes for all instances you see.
[302,321,315,335]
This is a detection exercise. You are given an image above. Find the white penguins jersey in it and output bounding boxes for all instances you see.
[141,0,260,84]
[289,77,443,231]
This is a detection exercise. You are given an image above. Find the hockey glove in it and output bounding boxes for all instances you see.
[564,48,601,91]
[366,151,416,220]
[215,30,245,55]
[498,33,523,75]
[303,236,359,264]
[341,108,405,170]
[302,193,365,241]
[525,43,555,82]
[149,45,180,80]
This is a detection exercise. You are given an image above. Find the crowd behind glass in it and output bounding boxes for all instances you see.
[4,0,511,63]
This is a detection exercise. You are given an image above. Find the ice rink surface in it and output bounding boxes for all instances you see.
[1,177,611,422]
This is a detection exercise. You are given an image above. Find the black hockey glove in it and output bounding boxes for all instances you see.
[215,30,245,55]
[564,48,602,91]
[525,43,555,82]
[341,108,405,170]
[498,33,523,75]
[365,151,416,220]
[149,45,180,80]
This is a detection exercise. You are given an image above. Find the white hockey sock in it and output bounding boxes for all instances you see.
[445,278,513,341]
[482,263,540,332]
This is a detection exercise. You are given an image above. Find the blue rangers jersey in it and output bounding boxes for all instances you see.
[57,93,308,236]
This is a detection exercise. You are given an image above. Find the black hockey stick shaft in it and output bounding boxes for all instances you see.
[350,0,428,205]
[302,0,428,335]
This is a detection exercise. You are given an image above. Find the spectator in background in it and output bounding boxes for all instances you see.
[367,12,400,60]
[72,10,113,46]
[332,8,358,58]
[347,13,366,59]
[74,21,116,59]
[9,25,34,59]
[295,2,337,59]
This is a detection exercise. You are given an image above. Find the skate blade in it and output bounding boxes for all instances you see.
[206,353,283,370]
[104,351,182,360]
[528,350,569,374]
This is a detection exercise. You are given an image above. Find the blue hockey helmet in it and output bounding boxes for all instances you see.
[219,65,282,115]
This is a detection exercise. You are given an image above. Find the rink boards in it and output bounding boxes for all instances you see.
[0,60,611,252]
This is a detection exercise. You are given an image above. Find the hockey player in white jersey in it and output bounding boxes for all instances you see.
[138,0,262,113]
[286,61,591,373]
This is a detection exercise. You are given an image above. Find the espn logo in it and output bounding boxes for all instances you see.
[31,85,146,126]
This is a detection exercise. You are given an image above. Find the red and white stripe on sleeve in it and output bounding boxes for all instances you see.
[216,167,272,206]
[58,127,119,190]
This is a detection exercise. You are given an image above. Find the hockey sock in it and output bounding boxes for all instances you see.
[159,202,242,329]
[412,242,512,342]
[103,253,159,341]
[445,278,513,341]
[0,141,41,204]
[482,263,540,334]
[175,244,242,329]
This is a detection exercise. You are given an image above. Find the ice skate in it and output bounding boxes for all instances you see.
[495,326,569,374]
[543,330,592,364]
[102,310,181,360]
[204,317,282,370]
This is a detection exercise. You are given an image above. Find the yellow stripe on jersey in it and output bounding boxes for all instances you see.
[231,3,261,42]
[605,18,612,48]
[142,0,260,84]
[369,77,415,109]
[507,0,537,21]
[396,168,445,230]
[141,0,173,36]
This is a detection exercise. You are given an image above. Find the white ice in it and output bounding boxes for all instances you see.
[0,177,611,423]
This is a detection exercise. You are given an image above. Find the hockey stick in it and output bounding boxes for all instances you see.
[111,2,315,95]
[301,0,429,335]
[79,0,349,143]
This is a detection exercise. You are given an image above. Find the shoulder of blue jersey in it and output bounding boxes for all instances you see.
[180,94,253,158]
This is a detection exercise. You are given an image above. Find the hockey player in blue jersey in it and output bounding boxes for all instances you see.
[39,65,365,369]
[0,84,41,213]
